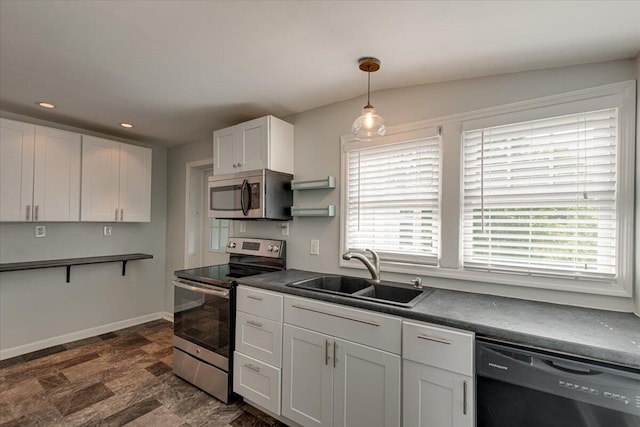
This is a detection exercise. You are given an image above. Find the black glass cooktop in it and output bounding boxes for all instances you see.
[174,263,279,287]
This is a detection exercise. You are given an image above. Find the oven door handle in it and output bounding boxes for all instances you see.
[172,280,230,298]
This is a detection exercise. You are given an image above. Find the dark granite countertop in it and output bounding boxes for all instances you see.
[237,269,640,370]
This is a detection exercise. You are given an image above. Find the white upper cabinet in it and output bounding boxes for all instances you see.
[81,135,151,222]
[118,143,152,222]
[213,115,294,176]
[0,118,81,222]
[33,126,81,221]
[0,118,35,221]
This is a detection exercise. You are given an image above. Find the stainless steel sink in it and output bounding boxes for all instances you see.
[286,275,432,308]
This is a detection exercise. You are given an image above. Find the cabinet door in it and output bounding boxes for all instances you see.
[282,324,333,427]
[32,126,81,221]
[81,136,120,221]
[213,126,236,175]
[333,339,400,427]
[0,118,34,221]
[119,143,152,222]
[236,116,268,172]
[403,360,474,427]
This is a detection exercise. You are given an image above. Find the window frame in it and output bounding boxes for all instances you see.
[339,80,636,298]
[340,124,442,269]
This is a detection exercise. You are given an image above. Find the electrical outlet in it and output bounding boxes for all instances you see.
[310,239,319,255]
[239,222,246,233]
[35,225,46,238]
[103,225,112,236]
[281,222,289,236]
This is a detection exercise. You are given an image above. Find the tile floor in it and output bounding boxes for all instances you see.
[0,320,286,426]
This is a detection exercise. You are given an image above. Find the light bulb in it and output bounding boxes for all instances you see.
[352,106,386,141]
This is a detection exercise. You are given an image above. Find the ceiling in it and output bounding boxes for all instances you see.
[1,1,639,147]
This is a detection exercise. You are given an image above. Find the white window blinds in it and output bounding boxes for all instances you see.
[462,109,618,280]
[346,136,440,265]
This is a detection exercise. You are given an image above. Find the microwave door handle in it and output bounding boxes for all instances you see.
[240,179,250,216]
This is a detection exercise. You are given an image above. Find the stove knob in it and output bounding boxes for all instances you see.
[267,245,274,252]
[271,246,280,252]
[228,242,236,248]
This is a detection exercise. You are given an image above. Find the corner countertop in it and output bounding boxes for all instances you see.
[237,269,640,370]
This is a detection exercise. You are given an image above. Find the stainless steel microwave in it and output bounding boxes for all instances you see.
[208,169,293,220]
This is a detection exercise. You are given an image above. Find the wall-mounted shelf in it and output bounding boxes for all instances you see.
[0,253,153,283]
[291,205,336,217]
[291,176,336,191]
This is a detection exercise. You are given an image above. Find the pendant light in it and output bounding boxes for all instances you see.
[352,57,386,141]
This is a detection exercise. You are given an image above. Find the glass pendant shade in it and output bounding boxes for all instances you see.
[352,105,386,141]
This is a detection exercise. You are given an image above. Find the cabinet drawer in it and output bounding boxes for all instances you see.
[233,352,281,415]
[237,286,283,322]
[235,311,282,367]
[284,295,401,354]
[403,320,474,376]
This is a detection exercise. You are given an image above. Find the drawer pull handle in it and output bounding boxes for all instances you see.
[463,380,467,415]
[291,304,380,327]
[417,334,451,345]
[247,295,263,301]
[244,363,260,373]
[246,320,263,328]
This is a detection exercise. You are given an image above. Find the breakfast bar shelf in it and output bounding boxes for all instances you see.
[0,253,153,283]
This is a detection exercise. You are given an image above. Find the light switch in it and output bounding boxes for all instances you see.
[281,222,289,236]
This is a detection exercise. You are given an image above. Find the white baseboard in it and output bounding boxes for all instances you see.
[1,311,173,361]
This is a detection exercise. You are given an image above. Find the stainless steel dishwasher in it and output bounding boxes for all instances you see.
[476,338,640,426]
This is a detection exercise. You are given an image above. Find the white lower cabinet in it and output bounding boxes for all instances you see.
[282,296,401,427]
[402,320,475,427]
[233,289,475,427]
[234,351,281,414]
[282,324,334,427]
[234,286,284,415]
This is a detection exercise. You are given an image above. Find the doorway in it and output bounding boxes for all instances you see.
[184,160,230,268]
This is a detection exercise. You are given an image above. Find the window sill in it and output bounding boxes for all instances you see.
[339,258,632,299]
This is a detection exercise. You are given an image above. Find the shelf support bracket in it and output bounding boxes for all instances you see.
[66,266,71,283]
[122,260,128,276]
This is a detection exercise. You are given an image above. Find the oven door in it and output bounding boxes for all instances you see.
[173,278,233,369]
[208,173,263,219]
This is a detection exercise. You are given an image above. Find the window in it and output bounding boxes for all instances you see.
[342,126,441,265]
[340,81,635,297]
[463,109,618,280]
[208,218,229,251]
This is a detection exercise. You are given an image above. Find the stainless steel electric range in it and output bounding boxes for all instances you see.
[172,237,286,403]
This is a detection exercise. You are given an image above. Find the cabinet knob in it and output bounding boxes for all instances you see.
[233,163,237,168]
[237,162,242,167]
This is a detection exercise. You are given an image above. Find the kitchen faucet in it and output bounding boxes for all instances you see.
[342,249,380,283]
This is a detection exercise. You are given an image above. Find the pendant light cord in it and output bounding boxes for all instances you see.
[366,66,371,107]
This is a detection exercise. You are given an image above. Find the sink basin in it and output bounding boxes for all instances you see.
[286,275,432,308]
[353,282,433,307]
[287,275,371,294]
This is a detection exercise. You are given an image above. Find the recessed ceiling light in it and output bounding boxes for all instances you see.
[37,102,55,109]
[119,123,134,128]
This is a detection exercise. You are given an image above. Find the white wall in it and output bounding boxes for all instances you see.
[238,59,637,312]
[0,113,168,357]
